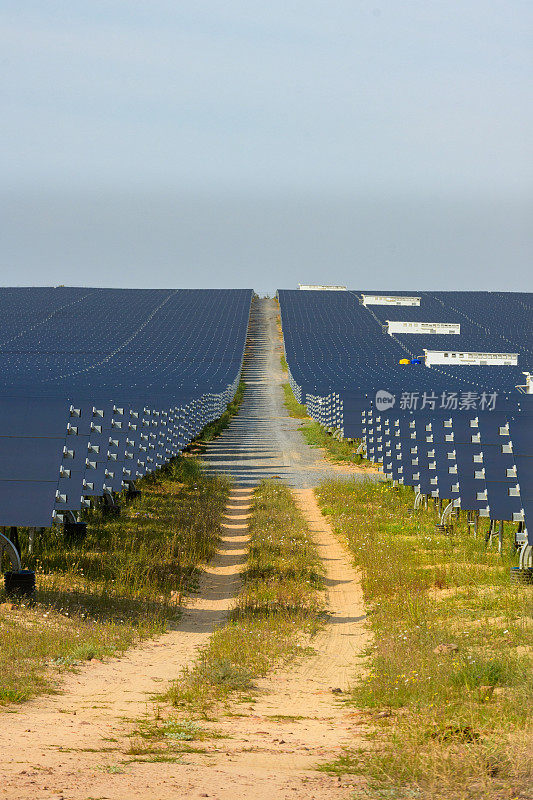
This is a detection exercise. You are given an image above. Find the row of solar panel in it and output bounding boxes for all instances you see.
[0,288,251,396]
[0,382,239,527]
[0,288,253,527]
[278,289,532,544]
[279,289,529,395]
[299,382,533,541]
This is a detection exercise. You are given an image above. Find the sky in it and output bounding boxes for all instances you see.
[1,1,532,292]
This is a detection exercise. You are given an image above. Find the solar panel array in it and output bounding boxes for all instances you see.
[278,289,533,545]
[0,288,252,527]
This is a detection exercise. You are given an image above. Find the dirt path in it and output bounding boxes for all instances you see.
[186,487,370,799]
[0,488,253,799]
[0,299,373,799]
[201,297,373,488]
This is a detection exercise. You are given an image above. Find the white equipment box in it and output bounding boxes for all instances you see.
[424,350,518,366]
[387,321,460,335]
[362,294,420,307]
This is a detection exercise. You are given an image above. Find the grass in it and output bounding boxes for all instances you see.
[0,456,230,706]
[282,381,370,467]
[315,478,533,800]
[282,382,309,418]
[0,374,249,706]
[300,419,369,466]
[164,479,325,714]
[125,712,225,762]
[195,380,246,444]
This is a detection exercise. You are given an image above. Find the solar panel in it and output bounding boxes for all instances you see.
[0,288,252,527]
[278,289,533,544]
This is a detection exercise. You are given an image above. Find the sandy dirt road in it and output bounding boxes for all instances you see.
[0,299,376,800]
[201,297,371,489]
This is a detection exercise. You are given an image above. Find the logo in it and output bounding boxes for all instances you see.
[375,390,396,411]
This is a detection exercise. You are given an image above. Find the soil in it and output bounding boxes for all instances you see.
[0,299,376,800]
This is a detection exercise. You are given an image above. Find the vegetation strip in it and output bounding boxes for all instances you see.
[163,479,324,714]
[282,379,369,467]
[0,458,229,705]
[0,370,249,707]
[315,478,533,800]
[195,379,246,445]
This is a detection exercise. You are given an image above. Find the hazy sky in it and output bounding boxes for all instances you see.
[2,2,532,291]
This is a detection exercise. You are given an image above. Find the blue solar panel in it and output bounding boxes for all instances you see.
[0,288,252,526]
[278,289,533,544]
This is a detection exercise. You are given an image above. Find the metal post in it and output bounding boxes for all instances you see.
[485,520,494,546]
[498,521,504,554]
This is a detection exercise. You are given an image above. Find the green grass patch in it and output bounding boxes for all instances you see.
[0,457,229,705]
[196,380,246,443]
[315,479,533,800]
[300,419,369,466]
[165,479,324,713]
[127,715,224,760]
[282,382,309,419]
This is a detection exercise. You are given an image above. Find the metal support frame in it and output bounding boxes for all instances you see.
[0,531,22,572]
[414,491,429,511]
[440,500,454,526]
[519,543,532,570]
[465,511,480,537]
[514,522,527,550]
[485,519,495,546]
[103,490,115,507]
[102,489,120,517]
[123,480,141,499]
